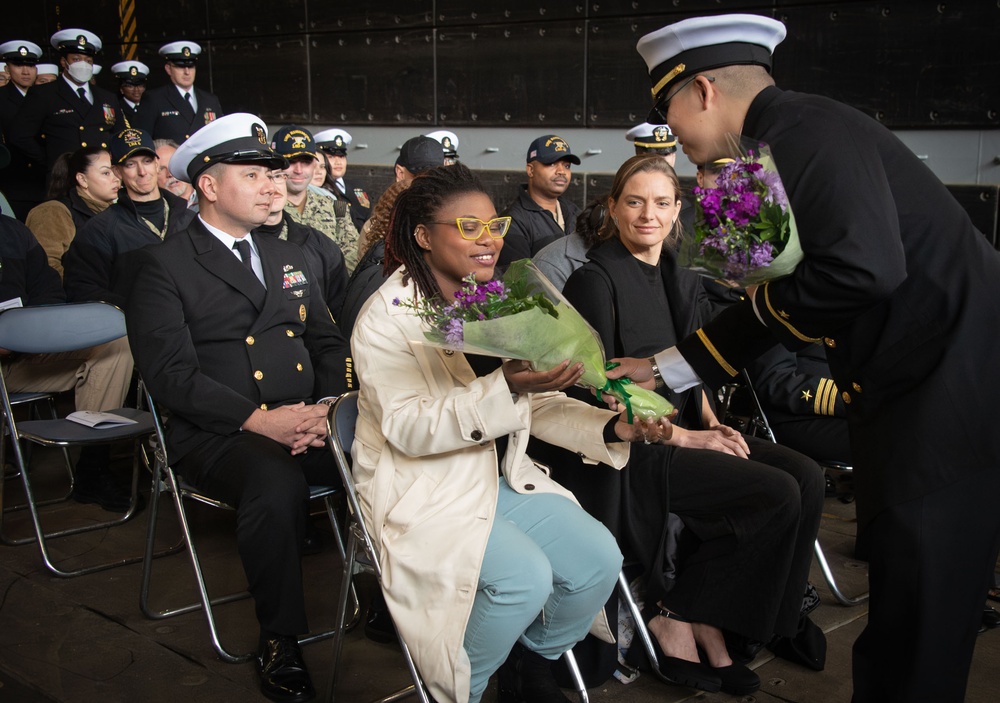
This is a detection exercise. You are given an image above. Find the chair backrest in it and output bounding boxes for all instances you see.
[0,302,127,354]
[327,391,382,568]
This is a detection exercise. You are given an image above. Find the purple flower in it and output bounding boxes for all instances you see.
[756,169,788,210]
[748,241,775,268]
[444,318,464,347]
[392,297,401,306]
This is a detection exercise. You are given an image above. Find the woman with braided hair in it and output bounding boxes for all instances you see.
[350,163,671,703]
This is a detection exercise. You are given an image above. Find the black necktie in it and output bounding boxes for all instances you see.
[183,91,193,110]
[77,87,90,105]
[233,240,253,270]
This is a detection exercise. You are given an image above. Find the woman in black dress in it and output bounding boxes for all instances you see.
[562,154,825,696]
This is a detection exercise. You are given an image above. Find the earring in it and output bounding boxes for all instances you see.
[612,215,619,226]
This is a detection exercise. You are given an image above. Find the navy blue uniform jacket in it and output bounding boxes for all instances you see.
[675,86,1000,526]
[126,219,349,462]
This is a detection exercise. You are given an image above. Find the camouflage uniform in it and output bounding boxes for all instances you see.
[285,192,359,273]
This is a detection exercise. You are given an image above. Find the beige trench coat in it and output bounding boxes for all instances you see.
[351,269,629,703]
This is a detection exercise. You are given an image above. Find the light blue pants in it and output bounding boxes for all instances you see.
[463,477,622,703]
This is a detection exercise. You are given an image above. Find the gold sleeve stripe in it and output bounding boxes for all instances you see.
[695,328,738,377]
[814,378,839,415]
[826,381,839,415]
[762,282,822,343]
[813,380,827,415]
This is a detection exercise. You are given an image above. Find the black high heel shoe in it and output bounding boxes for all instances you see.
[496,643,572,703]
[642,607,722,692]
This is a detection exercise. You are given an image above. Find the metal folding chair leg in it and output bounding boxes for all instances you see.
[814,539,869,606]
[617,570,660,671]
[140,456,358,663]
[8,434,150,577]
[561,649,590,703]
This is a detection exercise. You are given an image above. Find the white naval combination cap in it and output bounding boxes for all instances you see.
[637,14,786,107]
[50,29,103,56]
[169,112,287,183]
[625,122,678,150]
[313,128,352,155]
[425,130,459,157]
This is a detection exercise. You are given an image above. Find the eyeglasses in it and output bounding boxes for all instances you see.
[650,74,715,124]
[267,172,288,183]
[430,216,512,240]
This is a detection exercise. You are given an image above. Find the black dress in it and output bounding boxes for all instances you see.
[562,237,824,642]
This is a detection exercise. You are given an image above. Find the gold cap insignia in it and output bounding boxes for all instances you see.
[182,46,191,57]
[442,136,452,148]
[545,136,568,152]
[129,66,137,76]
[653,126,668,142]
[254,124,267,145]
[77,35,87,47]
[333,135,344,147]
[18,46,27,56]
[299,304,307,322]
[122,128,143,147]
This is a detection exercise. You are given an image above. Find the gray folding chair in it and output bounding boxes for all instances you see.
[0,391,74,544]
[139,382,356,663]
[326,392,593,703]
[0,302,153,577]
[723,369,868,606]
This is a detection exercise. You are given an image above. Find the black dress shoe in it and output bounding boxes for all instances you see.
[364,600,398,644]
[496,643,572,703]
[710,660,760,695]
[72,471,136,513]
[983,606,1000,630]
[257,635,315,703]
[642,608,722,692]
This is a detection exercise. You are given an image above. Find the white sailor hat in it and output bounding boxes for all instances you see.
[626,122,678,151]
[637,14,785,110]
[169,113,287,184]
[0,41,43,65]
[159,41,202,66]
[111,60,150,84]
[35,63,59,77]
[50,29,103,57]
[313,128,352,155]
[425,130,459,157]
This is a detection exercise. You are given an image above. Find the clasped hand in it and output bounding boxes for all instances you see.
[241,402,329,455]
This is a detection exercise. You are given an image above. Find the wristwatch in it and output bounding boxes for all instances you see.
[647,356,666,389]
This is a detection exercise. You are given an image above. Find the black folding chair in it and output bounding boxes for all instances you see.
[140,382,357,663]
[0,302,153,577]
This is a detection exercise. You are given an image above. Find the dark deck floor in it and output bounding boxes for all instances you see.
[1,444,998,703]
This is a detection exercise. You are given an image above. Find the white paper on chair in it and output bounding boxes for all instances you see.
[0,297,23,311]
[66,411,138,428]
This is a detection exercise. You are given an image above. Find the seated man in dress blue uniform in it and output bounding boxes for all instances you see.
[126,113,350,703]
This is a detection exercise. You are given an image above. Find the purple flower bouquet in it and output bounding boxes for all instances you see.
[680,139,802,286]
[394,260,673,420]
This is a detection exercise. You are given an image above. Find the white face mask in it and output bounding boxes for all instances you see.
[66,61,94,84]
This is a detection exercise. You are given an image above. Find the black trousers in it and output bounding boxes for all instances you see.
[633,436,824,641]
[176,432,339,637]
[851,467,1000,703]
[770,416,852,465]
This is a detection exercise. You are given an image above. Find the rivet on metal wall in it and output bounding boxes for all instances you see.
[504,113,512,121]
[929,110,939,121]
[829,11,838,20]
[881,7,891,17]
[471,113,478,121]
[538,113,546,121]
[539,7,547,16]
